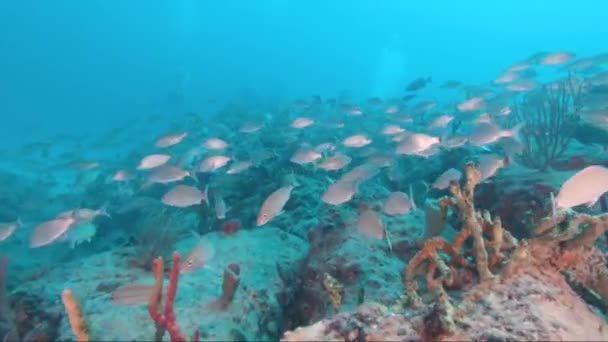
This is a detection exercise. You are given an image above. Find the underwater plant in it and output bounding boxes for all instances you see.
[513,75,583,171]
[128,206,187,270]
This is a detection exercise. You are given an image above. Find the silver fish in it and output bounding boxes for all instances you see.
[321,180,358,206]
[257,185,294,226]
[554,165,608,211]
[357,208,385,239]
[162,184,208,208]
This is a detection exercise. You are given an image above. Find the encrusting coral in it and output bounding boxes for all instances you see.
[530,210,608,305]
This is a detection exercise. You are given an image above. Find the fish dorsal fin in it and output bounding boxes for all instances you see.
[586,197,600,207]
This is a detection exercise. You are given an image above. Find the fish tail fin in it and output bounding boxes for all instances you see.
[16,217,23,227]
[409,184,417,211]
[99,202,111,219]
[550,191,557,227]
[510,122,525,144]
[138,181,152,192]
[282,172,300,187]
[203,184,210,207]
[188,170,199,184]
[190,229,202,240]
[418,180,430,198]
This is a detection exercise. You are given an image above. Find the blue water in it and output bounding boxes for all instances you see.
[1,1,608,341]
[1,0,606,147]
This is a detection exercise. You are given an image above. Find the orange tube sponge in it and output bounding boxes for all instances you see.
[61,289,90,341]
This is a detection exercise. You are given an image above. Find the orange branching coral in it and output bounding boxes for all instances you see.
[404,237,469,307]
[61,289,90,342]
[447,162,493,281]
[534,211,608,250]
[404,163,519,311]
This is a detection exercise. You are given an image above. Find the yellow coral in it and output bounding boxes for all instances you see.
[322,272,344,313]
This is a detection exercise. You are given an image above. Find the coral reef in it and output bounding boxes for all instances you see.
[283,163,608,341]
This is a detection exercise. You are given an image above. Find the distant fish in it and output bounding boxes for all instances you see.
[472,113,493,125]
[202,138,229,150]
[540,52,575,66]
[155,132,188,148]
[199,155,231,173]
[147,165,194,184]
[0,218,22,242]
[406,77,432,92]
[433,168,463,190]
[384,191,414,216]
[317,153,352,171]
[457,97,486,112]
[442,136,468,149]
[427,114,454,130]
[239,122,263,133]
[384,105,400,114]
[401,94,417,102]
[179,232,215,274]
[580,110,608,130]
[494,70,520,84]
[497,137,524,159]
[341,164,380,183]
[345,105,363,116]
[69,160,100,171]
[416,145,441,158]
[111,284,155,306]
[366,154,393,168]
[554,165,608,211]
[226,160,253,175]
[468,123,523,147]
[321,180,358,206]
[396,133,440,156]
[342,134,372,148]
[506,79,538,92]
[62,205,110,225]
[357,209,385,239]
[290,117,315,129]
[112,169,135,182]
[137,154,171,170]
[162,184,208,208]
[30,214,77,248]
[477,154,509,182]
[440,80,461,89]
[290,148,322,165]
[380,125,405,136]
[257,185,294,226]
